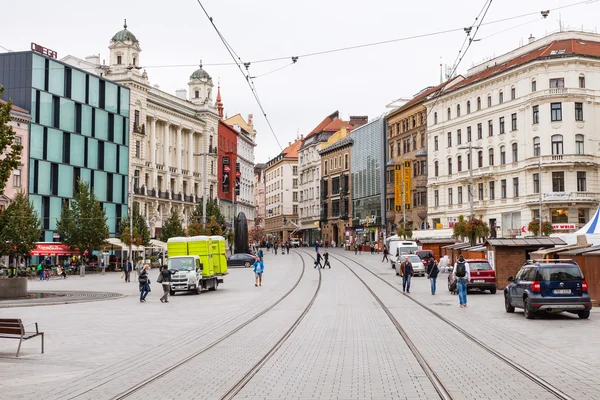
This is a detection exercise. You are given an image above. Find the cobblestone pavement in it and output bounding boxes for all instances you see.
[2,248,599,400]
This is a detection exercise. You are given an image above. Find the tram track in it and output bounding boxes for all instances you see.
[331,251,575,400]
[103,252,317,400]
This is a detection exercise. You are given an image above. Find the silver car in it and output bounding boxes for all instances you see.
[399,254,426,277]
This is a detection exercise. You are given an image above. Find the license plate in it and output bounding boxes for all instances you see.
[473,279,485,283]
[553,289,571,294]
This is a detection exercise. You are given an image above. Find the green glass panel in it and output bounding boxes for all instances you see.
[88,76,99,107]
[44,231,53,242]
[47,128,63,163]
[71,69,86,103]
[120,88,129,117]
[48,60,64,97]
[31,89,37,124]
[87,139,98,169]
[30,124,44,159]
[70,134,85,167]
[58,165,73,197]
[104,203,116,234]
[119,145,129,175]
[37,161,51,195]
[80,168,91,186]
[114,114,123,145]
[123,118,129,144]
[39,91,53,127]
[105,82,118,113]
[49,197,62,231]
[81,105,92,136]
[94,171,107,202]
[29,195,42,221]
[104,142,117,173]
[95,109,108,140]
[32,54,45,90]
[29,159,36,193]
[113,174,123,204]
[59,98,75,132]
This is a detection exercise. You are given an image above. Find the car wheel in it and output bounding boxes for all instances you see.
[391,262,395,269]
[578,310,590,319]
[504,294,515,313]
[490,287,497,294]
[244,261,251,268]
[523,298,535,319]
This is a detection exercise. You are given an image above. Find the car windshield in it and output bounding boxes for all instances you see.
[417,251,433,259]
[469,262,491,271]
[538,266,583,281]
[168,257,195,271]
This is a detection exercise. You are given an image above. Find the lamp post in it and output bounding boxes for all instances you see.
[129,175,135,268]
[538,155,543,225]
[193,149,218,229]
[458,143,483,220]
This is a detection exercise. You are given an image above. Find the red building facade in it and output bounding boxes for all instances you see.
[218,120,238,202]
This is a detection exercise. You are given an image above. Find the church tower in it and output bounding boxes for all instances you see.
[109,19,142,75]
[189,62,214,105]
[216,82,224,118]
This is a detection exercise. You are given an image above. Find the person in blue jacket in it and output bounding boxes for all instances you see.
[253,257,264,287]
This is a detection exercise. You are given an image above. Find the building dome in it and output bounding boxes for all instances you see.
[190,67,211,80]
[112,19,138,43]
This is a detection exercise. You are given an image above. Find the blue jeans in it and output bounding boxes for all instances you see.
[402,275,412,292]
[430,277,437,295]
[140,284,150,301]
[457,278,468,305]
[39,271,44,281]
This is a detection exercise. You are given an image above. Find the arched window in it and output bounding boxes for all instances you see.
[512,143,519,162]
[457,155,462,172]
[533,136,540,156]
[531,79,537,92]
[499,91,504,104]
[477,97,481,110]
[467,101,471,114]
[117,55,122,65]
[447,158,453,175]
[487,95,492,107]
[133,56,137,66]
[575,134,584,154]
[500,146,506,165]
[434,161,439,177]
[551,135,563,155]
[579,75,586,89]
[434,112,438,124]
[195,90,200,98]
[447,107,451,120]
[488,148,494,166]
[478,150,483,168]
[457,104,461,117]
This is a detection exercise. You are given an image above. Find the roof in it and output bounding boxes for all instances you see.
[282,138,303,158]
[0,99,29,114]
[443,37,600,96]
[530,243,591,257]
[111,20,138,43]
[190,67,211,81]
[304,111,355,142]
[416,238,456,244]
[441,242,471,250]
[387,78,461,119]
[486,237,567,247]
[319,136,353,155]
[556,245,600,256]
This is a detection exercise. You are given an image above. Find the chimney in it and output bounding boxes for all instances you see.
[248,114,254,126]
[85,54,100,65]
[289,141,292,146]
[175,89,187,100]
[349,115,369,127]
[528,34,535,44]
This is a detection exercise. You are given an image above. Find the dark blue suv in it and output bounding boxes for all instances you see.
[504,259,591,319]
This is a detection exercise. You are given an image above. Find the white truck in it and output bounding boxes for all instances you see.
[168,256,221,295]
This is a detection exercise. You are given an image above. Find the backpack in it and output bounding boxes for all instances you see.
[455,261,466,278]
[138,273,148,284]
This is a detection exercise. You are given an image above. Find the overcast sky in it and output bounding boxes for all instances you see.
[3,0,600,163]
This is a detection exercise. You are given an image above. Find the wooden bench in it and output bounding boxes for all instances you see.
[0,319,44,357]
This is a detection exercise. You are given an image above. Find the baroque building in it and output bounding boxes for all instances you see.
[0,100,30,210]
[426,31,600,237]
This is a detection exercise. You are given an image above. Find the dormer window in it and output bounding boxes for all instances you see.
[195,90,199,99]
[133,57,137,66]
[117,55,122,65]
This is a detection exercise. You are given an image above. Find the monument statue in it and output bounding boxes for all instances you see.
[235,212,249,254]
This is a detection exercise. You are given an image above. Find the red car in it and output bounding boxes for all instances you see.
[416,250,434,266]
[448,259,497,294]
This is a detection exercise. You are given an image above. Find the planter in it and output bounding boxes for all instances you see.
[0,277,27,299]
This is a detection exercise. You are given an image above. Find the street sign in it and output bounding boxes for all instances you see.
[224,165,230,173]
[236,171,241,178]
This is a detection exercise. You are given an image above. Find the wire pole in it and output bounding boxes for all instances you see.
[203,153,208,230]
[129,177,134,269]
[539,156,543,224]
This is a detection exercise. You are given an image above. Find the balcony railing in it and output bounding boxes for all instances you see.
[133,124,146,134]
[158,191,170,199]
[149,189,157,197]
[544,192,599,202]
[185,195,194,203]
[173,192,183,201]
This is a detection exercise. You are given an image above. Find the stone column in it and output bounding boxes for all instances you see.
[164,122,171,195]
[176,126,183,193]
[188,131,194,196]
[150,117,158,192]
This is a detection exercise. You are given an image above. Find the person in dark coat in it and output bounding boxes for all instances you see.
[323,249,331,269]
[314,251,323,268]
[426,258,440,295]
[158,266,176,303]
[139,264,151,302]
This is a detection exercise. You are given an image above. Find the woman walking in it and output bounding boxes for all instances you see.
[253,257,264,287]
[158,266,175,303]
[139,264,151,303]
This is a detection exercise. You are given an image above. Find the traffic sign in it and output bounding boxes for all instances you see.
[224,165,230,173]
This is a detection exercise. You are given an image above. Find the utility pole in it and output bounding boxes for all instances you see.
[459,142,483,220]
[539,156,543,224]
[129,176,134,267]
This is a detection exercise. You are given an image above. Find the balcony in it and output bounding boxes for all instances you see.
[543,192,599,203]
[185,195,194,203]
[149,189,157,197]
[133,186,146,195]
[158,190,170,199]
[133,124,146,135]
[173,192,183,201]
[320,214,328,222]
[340,213,349,220]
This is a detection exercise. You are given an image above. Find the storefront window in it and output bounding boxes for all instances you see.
[551,208,569,224]
[578,209,589,225]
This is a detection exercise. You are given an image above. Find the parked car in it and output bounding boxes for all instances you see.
[447,259,497,294]
[504,259,591,319]
[395,254,426,277]
[416,250,434,266]
[290,238,300,248]
[227,253,256,268]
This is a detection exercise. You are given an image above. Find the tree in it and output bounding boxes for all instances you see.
[249,226,264,243]
[118,202,150,246]
[187,216,223,237]
[56,180,109,262]
[396,222,413,240]
[120,225,143,247]
[0,87,23,196]
[160,209,185,241]
[528,219,554,236]
[190,198,227,233]
[0,192,41,264]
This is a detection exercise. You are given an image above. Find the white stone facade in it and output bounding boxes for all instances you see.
[236,130,255,226]
[426,31,600,237]
[297,138,321,243]
[254,164,266,228]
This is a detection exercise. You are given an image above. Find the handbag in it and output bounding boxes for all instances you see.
[120,272,124,279]
[157,273,163,283]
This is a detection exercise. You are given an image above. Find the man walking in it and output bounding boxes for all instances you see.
[453,255,471,307]
[314,250,323,269]
[124,259,132,283]
[253,257,264,287]
[381,246,389,263]
[322,249,331,269]
[400,256,413,293]
[158,266,175,303]
[426,258,440,295]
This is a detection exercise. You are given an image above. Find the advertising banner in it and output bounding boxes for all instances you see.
[403,160,411,210]
[222,156,230,193]
[235,162,241,196]
[394,165,402,211]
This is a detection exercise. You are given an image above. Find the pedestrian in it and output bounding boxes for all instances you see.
[438,255,448,273]
[400,256,414,293]
[426,258,440,295]
[314,250,323,268]
[354,243,358,255]
[286,242,290,254]
[332,240,336,248]
[124,259,132,282]
[37,262,44,281]
[323,249,331,269]
[381,245,389,262]
[157,265,175,303]
[274,242,278,255]
[258,248,264,262]
[138,264,151,303]
[253,257,264,287]
[370,243,374,254]
[315,241,319,253]
[453,255,471,307]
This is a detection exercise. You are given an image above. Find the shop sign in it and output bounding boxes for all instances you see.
[552,223,576,230]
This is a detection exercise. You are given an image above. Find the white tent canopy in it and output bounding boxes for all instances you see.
[551,207,600,245]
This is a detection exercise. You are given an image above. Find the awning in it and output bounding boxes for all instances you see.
[31,243,79,256]
[101,238,143,251]
[148,239,167,250]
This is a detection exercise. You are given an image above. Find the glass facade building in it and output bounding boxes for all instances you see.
[350,117,386,238]
[0,51,130,240]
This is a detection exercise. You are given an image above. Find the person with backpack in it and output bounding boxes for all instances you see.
[253,257,264,287]
[322,249,331,269]
[381,246,389,263]
[453,255,471,307]
[400,256,414,293]
[426,258,440,295]
[138,264,151,303]
[257,248,264,262]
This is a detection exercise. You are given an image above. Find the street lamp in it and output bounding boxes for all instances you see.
[458,142,483,220]
[193,149,218,229]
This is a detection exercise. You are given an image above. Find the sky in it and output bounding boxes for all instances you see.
[2,0,600,163]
